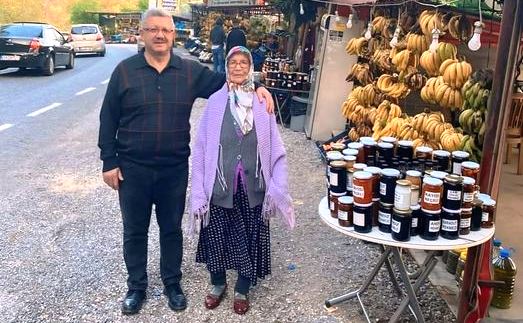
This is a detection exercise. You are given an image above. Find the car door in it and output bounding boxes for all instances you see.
[51,29,69,65]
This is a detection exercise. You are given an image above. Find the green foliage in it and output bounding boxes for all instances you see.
[70,0,101,24]
[138,0,148,11]
[269,0,321,26]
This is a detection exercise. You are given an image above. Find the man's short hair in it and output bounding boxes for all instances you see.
[141,8,174,28]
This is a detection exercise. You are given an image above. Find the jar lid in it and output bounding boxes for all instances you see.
[330,160,346,168]
[462,161,480,169]
[430,171,448,180]
[326,151,343,160]
[348,142,363,149]
[423,176,443,186]
[377,142,394,149]
[478,193,491,201]
[353,171,373,180]
[396,179,412,187]
[363,166,381,174]
[381,168,401,177]
[330,192,346,196]
[343,155,357,162]
[444,174,463,184]
[406,170,422,177]
[462,176,476,185]
[483,198,496,207]
[381,136,397,144]
[421,208,442,214]
[354,202,373,207]
[380,201,394,208]
[452,151,470,158]
[353,163,368,170]
[433,150,451,157]
[411,185,419,191]
[338,196,354,204]
[393,208,412,215]
[342,148,359,156]
[331,142,346,150]
[416,146,433,153]
[442,207,461,213]
[359,137,375,143]
[410,204,421,211]
[398,140,413,147]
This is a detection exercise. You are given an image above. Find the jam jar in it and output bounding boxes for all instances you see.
[442,175,463,211]
[378,202,394,233]
[481,198,496,228]
[352,171,374,205]
[397,140,414,160]
[415,146,433,160]
[329,192,345,218]
[462,176,476,209]
[420,208,441,241]
[377,142,394,161]
[421,177,443,211]
[342,148,359,157]
[380,168,401,204]
[343,155,356,170]
[329,160,347,194]
[391,208,412,242]
[346,168,355,196]
[361,139,377,165]
[433,150,451,172]
[353,163,367,172]
[461,161,480,182]
[471,198,483,231]
[330,142,346,152]
[380,136,397,146]
[440,208,461,240]
[348,142,365,163]
[451,151,470,175]
[429,170,449,181]
[406,170,422,190]
[364,166,381,199]
[410,204,422,236]
[394,179,412,211]
[353,202,373,233]
[338,196,354,227]
[371,197,380,226]
[459,208,472,235]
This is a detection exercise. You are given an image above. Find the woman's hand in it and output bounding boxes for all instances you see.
[255,86,275,114]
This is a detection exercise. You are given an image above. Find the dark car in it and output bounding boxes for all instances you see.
[0,22,74,75]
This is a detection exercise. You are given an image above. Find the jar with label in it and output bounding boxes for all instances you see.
[461,161,480,182]
[330,142,346,152]
[420,208,441,240]
[353,202,373,233]
[394,180,412,211]
[462,177,476,209]
[391,208,412,241]
[410,204,422,236]
[451,151,470,175]
[377,142,394,161]
[361,139,377,163]
[353,171,373,205]
[460,208,472,235]
[380,168,401,204]
[415,146,433,160]
[329,161,347,194]
[481,198,496,228]
[433,150,451,172]
[410,185,420,206]
[329,192,346,218]
[346,168,355,196]
[397,140,414,160]
[441,208,461,240]
[342,148,359,157]
[406,170,422,190]
[348,142,365,163]
[442,175,463,211]
[421,177,443,211]
[471,198,483,231]
[343,155,356,171]
[326,151,343,184]
[371,197,380,226]
[364,166,381,199]
[338,196,354,227]
[378,202,394,233]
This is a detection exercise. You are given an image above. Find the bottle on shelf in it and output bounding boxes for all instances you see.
[491,249,517,309]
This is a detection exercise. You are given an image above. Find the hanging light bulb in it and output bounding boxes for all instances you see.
[364,22,372,40]
[468,21,483,51]
[429,28,441,52]
[335,11,341,23]
[299,2,304,15]
[346,14,354,29]
[389,26,401,48]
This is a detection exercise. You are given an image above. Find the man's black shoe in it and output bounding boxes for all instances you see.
[164,285,187,311]
[121,290,146,315]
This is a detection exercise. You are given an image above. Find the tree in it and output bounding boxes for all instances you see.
[70,0,100,24]
[138,0,148,11]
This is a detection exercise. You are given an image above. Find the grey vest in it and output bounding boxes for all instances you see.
[211,103,265,208]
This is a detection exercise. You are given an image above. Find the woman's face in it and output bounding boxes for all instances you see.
[227,52,250,84]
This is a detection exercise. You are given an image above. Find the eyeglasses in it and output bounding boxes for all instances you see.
[142,27,174,35]
[227,60,250,68]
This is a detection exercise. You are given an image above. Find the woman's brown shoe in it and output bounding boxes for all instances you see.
[233,292,249,315]
[204,284,227,309]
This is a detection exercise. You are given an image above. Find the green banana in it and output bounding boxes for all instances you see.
[478,123,486,146]
[459,109,474,132]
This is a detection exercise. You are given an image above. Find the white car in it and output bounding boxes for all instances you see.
[70,24,106,56]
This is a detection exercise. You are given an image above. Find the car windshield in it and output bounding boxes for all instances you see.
[71,26,98,35]
[0,25,42,38]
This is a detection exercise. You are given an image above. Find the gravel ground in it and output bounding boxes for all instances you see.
[0,98,456,322]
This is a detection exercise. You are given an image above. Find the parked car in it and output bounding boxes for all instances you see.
[0,22,74,75]
[70,24,106,56]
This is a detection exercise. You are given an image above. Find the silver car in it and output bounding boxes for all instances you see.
[70,24,106,56]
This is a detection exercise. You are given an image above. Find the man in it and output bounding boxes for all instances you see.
[210,17,226,73]
[98,8,274,315]
[225,21,247,55]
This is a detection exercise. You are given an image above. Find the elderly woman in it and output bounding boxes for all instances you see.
[189,46,295,315]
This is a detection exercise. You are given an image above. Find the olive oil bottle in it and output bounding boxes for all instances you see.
[491,249,517,309]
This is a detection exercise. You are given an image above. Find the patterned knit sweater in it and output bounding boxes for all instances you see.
[188,84,295,234]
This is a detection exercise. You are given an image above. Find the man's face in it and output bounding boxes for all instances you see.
[140,16,175,55]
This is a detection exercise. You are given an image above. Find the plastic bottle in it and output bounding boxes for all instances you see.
[491,249,517,309]
[492,239,503,264]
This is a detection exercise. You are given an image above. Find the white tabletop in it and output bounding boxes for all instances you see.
[319,197,495,250]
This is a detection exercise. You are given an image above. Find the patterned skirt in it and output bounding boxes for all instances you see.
[196,180,271,286]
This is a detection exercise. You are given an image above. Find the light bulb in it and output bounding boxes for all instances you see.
[335,11,341,23]
[364,22,372,40]
[429,28,441,52]
[346,14,353,29]
[299,2,304,15]
[389,26,401,48]
[468,21,483,51]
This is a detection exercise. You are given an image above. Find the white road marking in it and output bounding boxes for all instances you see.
[75,87,96,96]
[101,79,110,85]
[0,123,14,132]
[27,102,62,117]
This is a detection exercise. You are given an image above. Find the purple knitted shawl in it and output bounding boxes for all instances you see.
[188,84,295,234]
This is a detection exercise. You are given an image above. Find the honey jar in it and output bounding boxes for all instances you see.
[461,161,480,182]
[353,171,373,205]
[421,177,443,211]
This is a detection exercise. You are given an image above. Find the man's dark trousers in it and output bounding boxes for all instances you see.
[118,160,189,292]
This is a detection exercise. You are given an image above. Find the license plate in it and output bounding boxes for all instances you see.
[0,55,20,61]
[80,47,92,51]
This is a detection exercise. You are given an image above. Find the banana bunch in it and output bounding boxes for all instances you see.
[440,59,473,89]
[376,74,411,99]
[459,108,485,135]
[341,96,361,119]
[375,99,403,122]
[404,72,426,90]
[436,42,458,63]
[413,138,441,150]
[440,129,464,152]
[381,18,398,39]
[351,84,376,107]
[419,10,444,36]
[349,127,360,142]
[346,37,368,56]
[419,43,457,76]
[460,135,483,162]
[398,123,420,140]
[411,111,451,142]
[434,82,463,109]
[372,117,406,141]
[461,69,493,111]
[420,76,444,104]
[346,63,374,85]
[392,49,419,72]
[448,15,473,42]
[372,16,389,34]
[356,123,373,137]
[406,33,429,54]
[372,49,393,71]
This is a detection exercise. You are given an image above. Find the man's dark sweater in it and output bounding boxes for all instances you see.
[210,24,226,46]
[98,52,226,172]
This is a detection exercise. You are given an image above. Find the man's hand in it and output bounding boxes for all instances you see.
[255,86,275,114]
[103,167,124,190]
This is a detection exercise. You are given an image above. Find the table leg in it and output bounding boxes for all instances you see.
[408,250,437,280]
[381,245,403,297]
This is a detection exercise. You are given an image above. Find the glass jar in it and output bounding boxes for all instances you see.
[346,168,355,196]
[353,163,367,172]
[460,208,472,235]
[364,166,382,199]
[461,161,480,182]
[429,170,449,181]
[406,170,422,190]
[481,198,496,228]
[462,176,476,209]
[442,174,463,211]
[342,148,359,157]
[330,142,346,152]
[326,151,343,186]
[441,208,461,240]
[410,204,422,236]
[415,146,433,160]
[338,196,354,227]
[378,202,394,233]
[410,185,420,206]
[380,168,401,204]
[377,142,394,161]
[353,171,373,205]
[451,151,470,175]
[381,136,397,146]
[343,155,356,170]
[421,177,443,211]
[391,208,412,242]
[362,139,377,165]
[394,179,412,211]
[433,150,451,172]
[329,160,347,194]
[329,192,346,218]
[371,197,380,226]
[353,202,373,233]
[471,198,483,231]
[397,140,414,160]
[420,208,441,241]
[348,142,365,163]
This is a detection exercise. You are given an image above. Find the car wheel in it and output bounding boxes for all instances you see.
[42,55,55,76]
[66,53,74,69]
[99,49,106,57]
